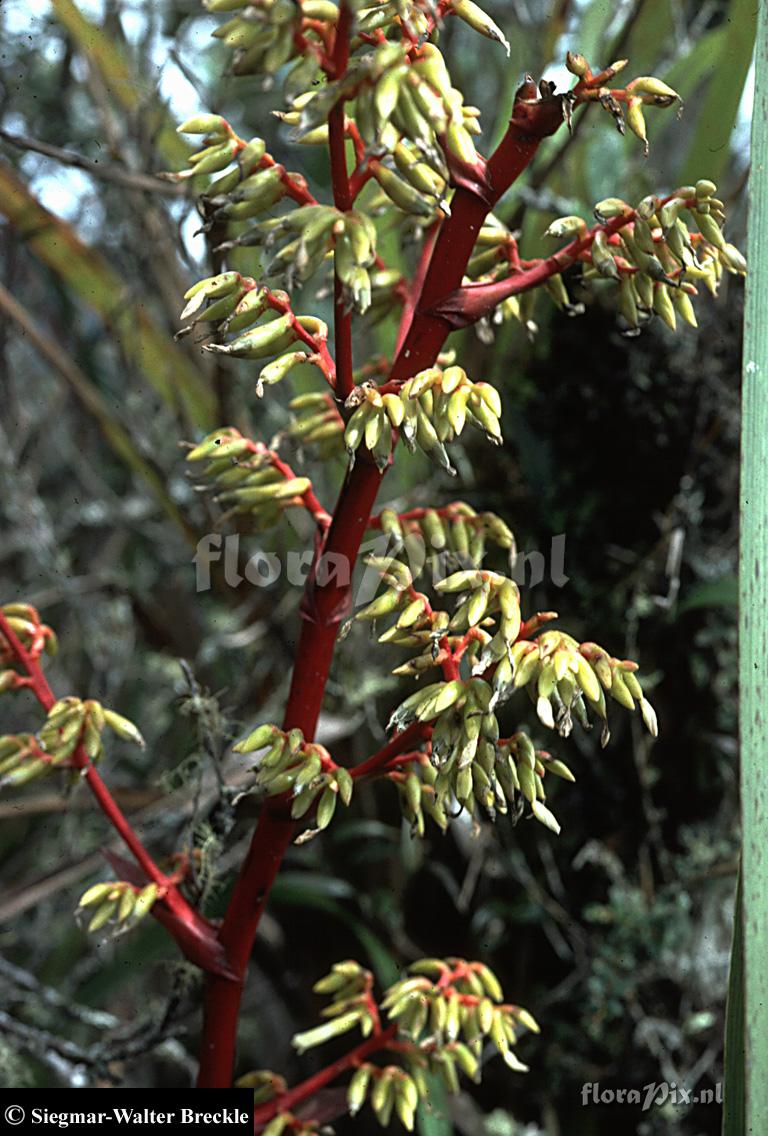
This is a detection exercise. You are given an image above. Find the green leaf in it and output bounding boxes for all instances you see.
[271,873,399,985]
[660,27,727,104]
[0,161,214,428]
[677,576,738,613]
[416,1071,452,1136]
[739,15,768,1132]
[722,867,744,1136]
[677,0,757,185]
[573,0,625,68]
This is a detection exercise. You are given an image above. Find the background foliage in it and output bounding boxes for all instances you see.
[0,1,751,1132]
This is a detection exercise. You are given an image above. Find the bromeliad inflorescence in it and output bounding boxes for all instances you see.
[242,957,537,1134]
[2,0,743,1100]
[0,602,145,789]
[167,0,744,1094]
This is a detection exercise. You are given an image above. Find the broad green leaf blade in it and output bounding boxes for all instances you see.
[660,27,727,105]
[0,160,214,428]
[270,872,399,986]
[417,1072,452,1136]
[678,0,756,185]
[739,6,768,1130]
[722,868,744,1136]
[677,576,738,614]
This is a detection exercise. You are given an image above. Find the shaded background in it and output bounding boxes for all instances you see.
[0,1,752,1133]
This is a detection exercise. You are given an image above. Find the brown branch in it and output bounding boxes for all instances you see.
[0,129,186,196]
[0,282,198,545]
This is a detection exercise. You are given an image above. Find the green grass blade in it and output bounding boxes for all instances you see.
[722,868,744,1135]
[417,1073,452,1136]
[678,0,756,185]
[0,160,214,428]
[739,5,768,1130]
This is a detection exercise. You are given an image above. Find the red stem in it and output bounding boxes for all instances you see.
[351,721,430,781]
[265,291,337,387]
[433,213,636,326]
[390,85,565,381]
[395,219,441,357]
[253,1025,399,1130]
[0,610,218,963]
[329,2,355,402]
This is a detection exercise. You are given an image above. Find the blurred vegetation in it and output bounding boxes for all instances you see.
[0,1,750,1133]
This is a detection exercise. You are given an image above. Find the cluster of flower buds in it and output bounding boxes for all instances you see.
[212,207,378,311]
[233,723,353,828]
[350,42,485,182]
[286,392,344,456]
[77,880,159,935]
[493,732,574,834]
[0,603,57,691]
[169,114,258,181]
[0,734,50,790]
[356,0,432,36]
[349,552,657,830]
[332,210,378,312]
[254,1114,318,1136]
[179,274,329,384]
[564,52,680,154]
[283,35,487,195]
[347,1062,420,1131]
[186,429,316,530]
[371,144,448,220]
[384,958,537,1074]
[289,957,535,1130]
[394,678,509,822]
[543,180,745,334]
[388,756,448,836]
[344,367,502,473]
[205,0,337,78]
[0,699,144,790]
[388,727,574,835]
[374,502,516,582]
[490,626,658,745]
[293,961,380,1053]
[355,557,656,737]
[172,115,317,249]
[354,561,520,674]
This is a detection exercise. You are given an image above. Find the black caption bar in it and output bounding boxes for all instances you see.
[0,1092,253,1135]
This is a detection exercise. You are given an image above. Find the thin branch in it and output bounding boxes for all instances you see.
[395,219,441,357]
[0,282,198,545]
[0,129,185,196]
[253,1025,399,1130]
[0,955,117,1030]
[0,610,230,978]
[430,212,637,327]
[352,722,431,780]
